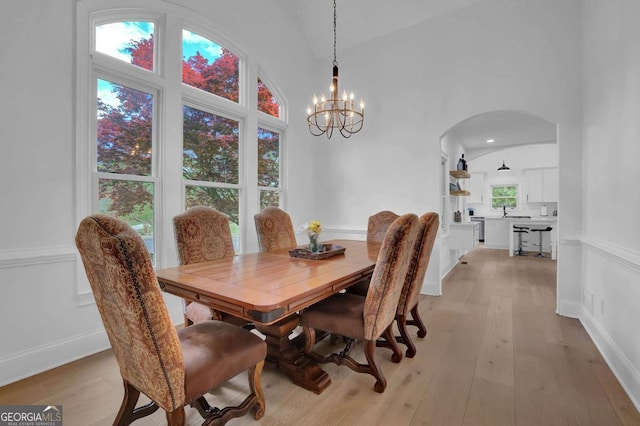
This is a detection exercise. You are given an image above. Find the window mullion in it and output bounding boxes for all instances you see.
[159,14,185,267]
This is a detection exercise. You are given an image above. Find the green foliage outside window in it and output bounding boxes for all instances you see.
[491,185,518,209]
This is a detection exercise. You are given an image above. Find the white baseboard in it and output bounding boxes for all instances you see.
[556,299,581,319]
[421,280,441,296]
[0,329,111,387]
[0,310,186,386]
[580,307,640,413]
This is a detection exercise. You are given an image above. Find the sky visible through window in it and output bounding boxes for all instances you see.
[182,30,222,62]
[96,23,224,110]
[96,21,154,64]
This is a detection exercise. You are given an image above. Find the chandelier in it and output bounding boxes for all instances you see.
[306,0,365,139]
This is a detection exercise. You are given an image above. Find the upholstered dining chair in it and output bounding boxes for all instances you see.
[378,212,439,358]
[301,213,419,393]
[346,210,401,296]
[254,206,297,252]
[75,214,266,425]
[366,210,400,243]
[173,206,246,327]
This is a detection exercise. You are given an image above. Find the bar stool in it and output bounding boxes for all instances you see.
[513,225,529,256]
[530,227,553,257]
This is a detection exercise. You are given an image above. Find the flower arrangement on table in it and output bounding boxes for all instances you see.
[305,220,323,252]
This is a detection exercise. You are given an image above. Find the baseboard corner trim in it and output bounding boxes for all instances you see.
[580,308,640,414]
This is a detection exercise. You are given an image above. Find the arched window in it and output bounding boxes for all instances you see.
[76,2,287,272]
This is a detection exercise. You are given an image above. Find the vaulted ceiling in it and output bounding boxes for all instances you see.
[289,0,484,59]
[289,1,557,154]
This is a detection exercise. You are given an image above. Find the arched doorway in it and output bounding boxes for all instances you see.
[439,110,558,283]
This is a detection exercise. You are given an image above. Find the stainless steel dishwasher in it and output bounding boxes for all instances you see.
[470,216,485,242]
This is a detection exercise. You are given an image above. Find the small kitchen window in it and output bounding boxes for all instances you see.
[491,184,518,210]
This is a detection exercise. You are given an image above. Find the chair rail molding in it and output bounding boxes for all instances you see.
[0,246,76,269]
[581,236,640,273]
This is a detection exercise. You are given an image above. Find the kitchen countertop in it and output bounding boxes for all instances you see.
[450,222,479,227]
[485,216,557,222]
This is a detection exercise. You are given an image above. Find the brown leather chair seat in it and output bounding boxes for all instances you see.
[301,293,366,340]
[180,321,266,402]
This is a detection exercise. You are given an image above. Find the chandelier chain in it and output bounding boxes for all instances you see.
[333,0,338,66]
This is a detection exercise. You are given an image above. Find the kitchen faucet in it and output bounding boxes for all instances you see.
[503,205,507,217]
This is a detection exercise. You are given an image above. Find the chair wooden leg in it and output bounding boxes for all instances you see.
[190,397,216,419]
[114,380,160,426]
[165,407,185,426]
[396,314,417,358]
[198,361,266,425]
[249,360,266,420]
[363,340,387,393]
[407,303,427,338]
[382,325,403,363]
[114,380,140,426]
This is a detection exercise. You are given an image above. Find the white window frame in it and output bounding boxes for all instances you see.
[490,183,520,212]
[75,0,287,302]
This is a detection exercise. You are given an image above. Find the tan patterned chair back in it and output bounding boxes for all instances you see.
[364,214,418,340]
[173,206,235,265]
[397,212,439,316]
[367,210,400,243]
[254,206,297,252]
[75,215,185,412]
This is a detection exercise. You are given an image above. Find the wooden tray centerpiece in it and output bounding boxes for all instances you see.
[289,243,346,260]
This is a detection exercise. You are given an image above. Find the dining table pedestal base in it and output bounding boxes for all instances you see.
[254,314,332,394]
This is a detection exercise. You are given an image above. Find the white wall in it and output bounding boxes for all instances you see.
[312,0,583,311]
[0,0,317,385]
[580,0,640,409]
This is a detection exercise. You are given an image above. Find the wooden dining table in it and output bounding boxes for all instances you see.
[155,239,380,394]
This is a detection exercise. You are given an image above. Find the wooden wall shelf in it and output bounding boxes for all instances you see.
[450,190,471,196]
[449,170,470,179]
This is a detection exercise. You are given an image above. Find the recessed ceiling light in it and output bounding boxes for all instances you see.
[486,139,495,143]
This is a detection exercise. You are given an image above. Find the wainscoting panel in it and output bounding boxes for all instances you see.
[580,237,640,413]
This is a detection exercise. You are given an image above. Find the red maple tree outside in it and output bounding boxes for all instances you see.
[97,34,281,229]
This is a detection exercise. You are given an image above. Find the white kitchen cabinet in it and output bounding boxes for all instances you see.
[468,172,485,204]
[525,169,544,202]
[450,223,479,251]
[542,168,558,202]
[484,218,509,249]
[525,168,558,203]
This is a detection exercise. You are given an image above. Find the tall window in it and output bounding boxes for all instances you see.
[491,184,519,210]
[258,127,281,209]
[79,4,287,266]
[257,78,282,209]
[95,25,158,260]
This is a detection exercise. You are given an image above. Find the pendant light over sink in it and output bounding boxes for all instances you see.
[497,160,511,171]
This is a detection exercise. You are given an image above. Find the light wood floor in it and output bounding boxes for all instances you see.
[2,247,639,425]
